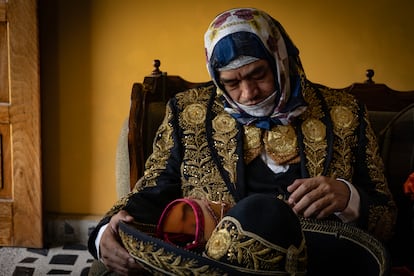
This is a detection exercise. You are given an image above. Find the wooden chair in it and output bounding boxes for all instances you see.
[124,64,413,185]
[343,70,414,271]
[117,60,414,271]
[125,60,210,189]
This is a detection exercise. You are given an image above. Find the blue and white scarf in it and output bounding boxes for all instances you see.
[204,8,308,129]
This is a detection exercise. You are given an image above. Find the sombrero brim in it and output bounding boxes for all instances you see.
[119,218,389,276]
[118,221,300,276]
[300,218,390,276]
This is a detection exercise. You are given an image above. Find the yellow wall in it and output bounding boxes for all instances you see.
[39,0,414,216]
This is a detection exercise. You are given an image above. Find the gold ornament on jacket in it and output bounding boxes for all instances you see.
[243,125,263,164]
[302,118,326,142]
[264,125,299,164]
[330,106,354,129]
[243,125,300,165]
[213,113,237,134]
[182,103,206,125]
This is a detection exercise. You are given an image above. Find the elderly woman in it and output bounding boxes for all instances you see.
[88,7,396,276]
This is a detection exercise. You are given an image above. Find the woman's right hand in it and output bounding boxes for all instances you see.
[99,210,144,275]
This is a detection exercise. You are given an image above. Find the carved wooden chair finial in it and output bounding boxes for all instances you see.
[365,69,375,84]
[152,59,162,76]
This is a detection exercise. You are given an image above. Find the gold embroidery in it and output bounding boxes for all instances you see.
[264,125,299,164]
[329,106,357,180]
[243,125,300,165]
[331,105,354,129]
[175,87,236,205]
[300,85,327,177]
[182,103,206,126]
[301,118,327,176]
[206,217,307,273]
[212,113,237,134]
[243,125,262,164]
[302,118,326,142]
[119,229,225,276]
[364,114,388,192]
[212,112,239,184]
[206,228,231,259]
[305,86,396,240]
[301,82,323,119]
[363,113,396,240]
[142,104,175,188]
[324,88,359,180]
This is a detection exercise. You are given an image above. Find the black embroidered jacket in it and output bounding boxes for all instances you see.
[88,80,396,259]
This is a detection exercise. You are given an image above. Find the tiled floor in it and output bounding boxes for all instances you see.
[0,243,93,275]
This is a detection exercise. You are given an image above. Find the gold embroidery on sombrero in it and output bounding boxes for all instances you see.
[206,216,307,274]
[119,229,225,276]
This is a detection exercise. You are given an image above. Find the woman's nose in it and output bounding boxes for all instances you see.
[239,80,258,104]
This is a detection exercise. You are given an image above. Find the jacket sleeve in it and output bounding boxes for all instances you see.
[88,99,183,258]
[352,103,397,241]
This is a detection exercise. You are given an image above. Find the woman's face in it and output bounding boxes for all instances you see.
[218,59,275,106]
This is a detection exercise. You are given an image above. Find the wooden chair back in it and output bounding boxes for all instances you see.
[346,69,414,137]
[344,69,414,193]
[127,60,209,188]
[127,63,414,190]
[126,61,414,270]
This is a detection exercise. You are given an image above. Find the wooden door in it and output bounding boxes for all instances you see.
[0,0,42,247]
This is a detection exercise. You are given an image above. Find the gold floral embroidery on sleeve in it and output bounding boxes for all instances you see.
[141,104,175,188]
[363,113,396,240]
[364,114,388,192]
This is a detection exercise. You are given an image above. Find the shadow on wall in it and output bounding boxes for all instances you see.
[38,0,93,214]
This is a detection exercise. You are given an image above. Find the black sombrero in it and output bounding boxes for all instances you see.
[119,194,307,275]
[118,194,389,275]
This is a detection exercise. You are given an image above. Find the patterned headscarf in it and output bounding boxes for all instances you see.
[204,8,307,128]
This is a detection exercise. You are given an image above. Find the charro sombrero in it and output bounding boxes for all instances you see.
[119,194,307,275]
[300,218,390,276]
[118,193,389,276]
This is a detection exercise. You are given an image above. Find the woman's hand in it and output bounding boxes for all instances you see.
[287,176,350,219]
[99,210,144,275]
